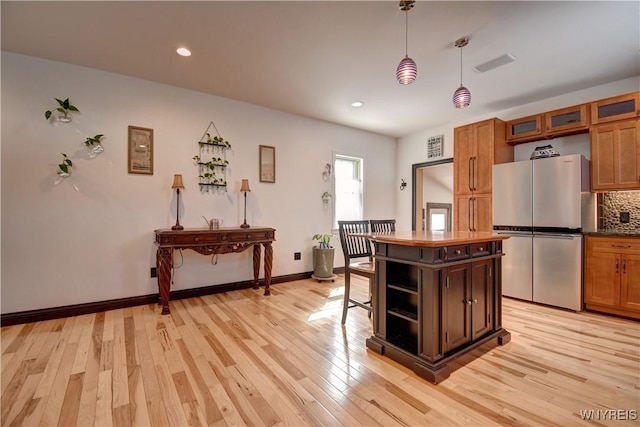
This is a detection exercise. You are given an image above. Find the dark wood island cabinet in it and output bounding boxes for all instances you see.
[364,231,511,384]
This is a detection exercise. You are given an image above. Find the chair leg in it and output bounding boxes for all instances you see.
[341,273,351,325]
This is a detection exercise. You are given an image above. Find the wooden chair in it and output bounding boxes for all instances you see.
[370,219,396,233]
[337,220,375,325]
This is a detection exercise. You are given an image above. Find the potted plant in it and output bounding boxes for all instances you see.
[45,98,79,123]
[84,134,104,156]
[57,153,73,177]
[312,233,335,280]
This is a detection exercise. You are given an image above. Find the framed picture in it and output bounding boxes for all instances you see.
[128,125,154,175]
[259,145,276,183]
[427,134,444,159]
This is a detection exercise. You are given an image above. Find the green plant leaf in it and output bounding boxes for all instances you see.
[45,110,52,119]
[55,98,65,106]
[61,98,70,109]
[59,164,68,173]
[68,105,79,112]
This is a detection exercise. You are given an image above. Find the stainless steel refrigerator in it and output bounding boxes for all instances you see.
[493,154,596,311]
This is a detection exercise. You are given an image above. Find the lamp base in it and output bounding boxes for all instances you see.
[240,223,250,229]
[171,224,184,230]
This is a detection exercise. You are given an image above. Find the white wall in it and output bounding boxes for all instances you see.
[0,52,396,314]
[396,77,640,231]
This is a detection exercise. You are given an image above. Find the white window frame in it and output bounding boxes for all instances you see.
[332,152,364,229]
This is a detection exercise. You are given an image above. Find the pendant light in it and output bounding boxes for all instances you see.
[396,0,417,85]
[453,37,471,108]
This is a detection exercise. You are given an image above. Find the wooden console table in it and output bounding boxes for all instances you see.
[154,227,276,314]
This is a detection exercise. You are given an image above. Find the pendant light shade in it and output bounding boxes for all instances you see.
[453,37,471,109]
[396,0,416,85]
[453,85,471,109]
[396,56,417,85]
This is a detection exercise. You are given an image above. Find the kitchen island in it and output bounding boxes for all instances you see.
[364,231,511,384]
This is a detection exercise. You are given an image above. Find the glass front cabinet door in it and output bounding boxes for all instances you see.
[506,114,542,143]
[544,103,589,135]
[591,92,640,125]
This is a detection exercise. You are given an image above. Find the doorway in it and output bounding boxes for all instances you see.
[412,159,453,231]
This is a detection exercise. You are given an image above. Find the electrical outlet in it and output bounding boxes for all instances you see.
[294,252,301,260]
[620,211,630,223]
[150,267,157,278]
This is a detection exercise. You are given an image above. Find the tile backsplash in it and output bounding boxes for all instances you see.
[598,191,640,231]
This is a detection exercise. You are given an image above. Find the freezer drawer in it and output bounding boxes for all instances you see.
[499,233,533,301]
[533,233,583,311]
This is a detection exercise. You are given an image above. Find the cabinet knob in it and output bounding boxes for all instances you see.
[455,249,461,255]
[194,237,200,242]
[479,247,484,252]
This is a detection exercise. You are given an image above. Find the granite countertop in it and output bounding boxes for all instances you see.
[584,230,640,238]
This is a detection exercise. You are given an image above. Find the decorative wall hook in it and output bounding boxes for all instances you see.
[400,178,407,191]
[322,163,332,181]
[321,191,332,207]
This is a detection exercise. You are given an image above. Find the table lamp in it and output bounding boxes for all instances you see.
[240,179,251,228]
[171,174,185,230]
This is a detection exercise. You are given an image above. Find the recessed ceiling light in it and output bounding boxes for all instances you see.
[351,101,364,108]
[176,47,191,57]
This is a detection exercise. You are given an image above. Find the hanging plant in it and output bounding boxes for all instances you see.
[57,153,73,177]
[84,134,104,157]
[45,98,80,123]
[205,133,231,148]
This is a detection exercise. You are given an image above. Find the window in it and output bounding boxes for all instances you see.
[334,154,364,228]
[426,202,452,232]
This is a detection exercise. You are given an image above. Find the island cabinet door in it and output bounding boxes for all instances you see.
[470,259,495,340]
[442,264,472,354]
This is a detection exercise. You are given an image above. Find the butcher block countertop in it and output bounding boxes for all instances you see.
[363,231,509,247]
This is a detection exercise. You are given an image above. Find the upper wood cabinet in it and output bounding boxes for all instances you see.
[507,104,590,144]
[544,103,589,135]
[505,114,542,143]
[591,92,640,125]
[590,119,640,191]
[453,118,513,232]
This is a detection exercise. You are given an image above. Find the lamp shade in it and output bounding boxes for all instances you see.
[171,174,185,189]
[240,179,251,192]
[396,56,417,85]
[453,85,471,109]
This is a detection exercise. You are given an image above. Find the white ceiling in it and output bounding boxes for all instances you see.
[2,1,639,138]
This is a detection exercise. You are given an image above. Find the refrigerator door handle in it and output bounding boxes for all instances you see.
[533,233,578,239]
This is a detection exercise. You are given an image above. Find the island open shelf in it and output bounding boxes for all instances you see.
[364,231,511,384]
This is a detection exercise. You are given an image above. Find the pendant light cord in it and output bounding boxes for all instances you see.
[460,46,463,85]
[405,9,409,57]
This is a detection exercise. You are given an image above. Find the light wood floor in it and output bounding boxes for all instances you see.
[2,276,639,426]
